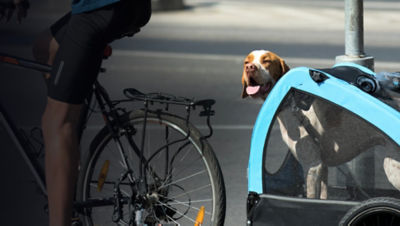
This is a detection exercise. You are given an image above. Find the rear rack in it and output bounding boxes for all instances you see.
[123,88,216,139]
[123,88,215,117]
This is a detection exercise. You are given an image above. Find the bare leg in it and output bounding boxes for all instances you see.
[42,98,82,226]
[34,31,81,226]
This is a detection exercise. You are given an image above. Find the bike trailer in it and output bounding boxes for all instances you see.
[247,63,400,226]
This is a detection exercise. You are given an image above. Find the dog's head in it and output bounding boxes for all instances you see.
[241,50,290,100]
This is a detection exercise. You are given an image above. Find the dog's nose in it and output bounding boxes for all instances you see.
[245,63,257,73]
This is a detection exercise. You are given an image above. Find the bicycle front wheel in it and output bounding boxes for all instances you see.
[77,110,226,226]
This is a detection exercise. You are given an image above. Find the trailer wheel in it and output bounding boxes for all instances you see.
[339,197,400,226]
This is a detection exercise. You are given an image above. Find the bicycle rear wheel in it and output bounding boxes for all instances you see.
[77,110,226,226]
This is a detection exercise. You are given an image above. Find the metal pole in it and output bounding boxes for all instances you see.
[336,0,374,70]
[336,0,375,191]
[345,0,364,56]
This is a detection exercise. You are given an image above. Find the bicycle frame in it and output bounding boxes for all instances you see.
[0,101,48,196]
[0,52,218,222]
[1,55,55,197]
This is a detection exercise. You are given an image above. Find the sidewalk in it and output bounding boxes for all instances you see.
[134,0,400,70]
[3,1,400,52]
[145,0,399,43]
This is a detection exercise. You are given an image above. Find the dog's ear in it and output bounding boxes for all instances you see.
[280,59,290,75]
[267,51,289,81]
[241,67,248,98]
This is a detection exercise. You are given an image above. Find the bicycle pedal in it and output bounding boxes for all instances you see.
[71,217,82,226]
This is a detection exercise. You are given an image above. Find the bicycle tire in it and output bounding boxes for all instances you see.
[339,197,400,226]
[77,110,226,226]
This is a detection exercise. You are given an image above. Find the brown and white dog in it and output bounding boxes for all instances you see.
[241,50,400,199]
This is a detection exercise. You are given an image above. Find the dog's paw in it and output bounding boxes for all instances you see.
[384,157,400,191]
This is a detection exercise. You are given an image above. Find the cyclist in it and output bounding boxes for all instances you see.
[2,0,151,225]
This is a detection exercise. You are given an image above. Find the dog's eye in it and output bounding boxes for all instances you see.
[244,61,249,65]
[262,59,271,64]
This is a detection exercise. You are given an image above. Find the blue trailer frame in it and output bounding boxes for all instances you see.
[246,63,400,225]
[248,63,400,194]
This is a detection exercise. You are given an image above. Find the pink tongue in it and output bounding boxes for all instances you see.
[246,86,260,95]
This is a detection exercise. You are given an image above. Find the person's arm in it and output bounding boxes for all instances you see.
[0,0,29,23]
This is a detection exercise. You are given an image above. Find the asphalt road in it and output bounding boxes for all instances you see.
[1,0,400,225]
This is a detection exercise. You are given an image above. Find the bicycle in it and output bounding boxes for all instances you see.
[0,46,226,226]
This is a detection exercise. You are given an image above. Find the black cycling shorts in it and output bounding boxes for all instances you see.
[48,0,151,104]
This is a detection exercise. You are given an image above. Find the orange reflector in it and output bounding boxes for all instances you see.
[0,56,19,65]
[194,206,205,226]
[97,160,110,192]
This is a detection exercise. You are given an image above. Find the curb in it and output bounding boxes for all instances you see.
[152,0,185,11]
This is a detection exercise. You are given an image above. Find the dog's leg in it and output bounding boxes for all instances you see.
[292,133,323,199]
[384,157,400,191]
[306,164,323,199]
[320,165,328,199]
